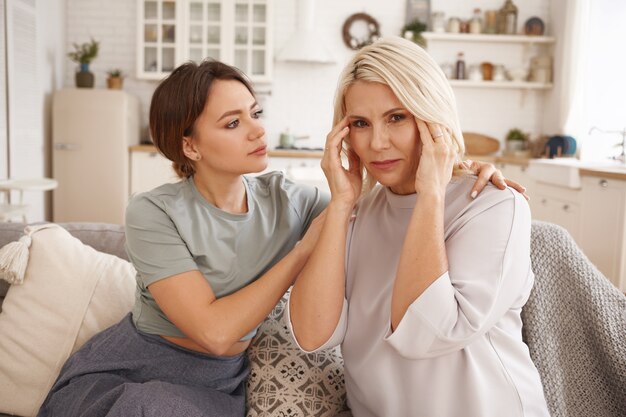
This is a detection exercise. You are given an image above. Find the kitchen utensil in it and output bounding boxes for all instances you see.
[463,132,500,155]
[279,131,310,148]
[481,62,493,80]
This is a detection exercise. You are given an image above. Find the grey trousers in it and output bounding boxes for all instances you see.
[38,314,250,417]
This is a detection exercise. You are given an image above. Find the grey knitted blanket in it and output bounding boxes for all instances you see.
[523,221,626,417]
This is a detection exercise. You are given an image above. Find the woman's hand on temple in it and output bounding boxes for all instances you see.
[321,117,362,209]
[414,120,456,196]
[461,159,529,200]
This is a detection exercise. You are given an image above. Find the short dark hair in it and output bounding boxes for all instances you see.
[149,60,255,178]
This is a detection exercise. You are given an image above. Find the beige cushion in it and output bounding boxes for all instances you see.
[0,225,136,417]
[246,290,348,417]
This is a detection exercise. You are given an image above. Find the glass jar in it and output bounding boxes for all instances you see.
[431,12,446,33]
[484,10,498,34]
[469,8,483,34]
[447,17,461,33]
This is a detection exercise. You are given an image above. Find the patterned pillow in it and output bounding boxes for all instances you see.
[246,290,348,417]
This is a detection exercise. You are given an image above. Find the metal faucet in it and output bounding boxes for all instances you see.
[588,126,626,163]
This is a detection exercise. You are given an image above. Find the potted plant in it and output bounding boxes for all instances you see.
[401,19,427,47]
[106,69,124,90]
[505,128,528,153]
[68,38,99,88]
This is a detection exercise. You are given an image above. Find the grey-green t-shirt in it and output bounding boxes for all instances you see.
[125,171,329,339]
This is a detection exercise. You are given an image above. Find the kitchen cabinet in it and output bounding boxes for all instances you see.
[137,0,273,82]
[264,155,328,193]
[130,148,179,195]
[496,161,538,213]
[129,148,327,195]
[531,182,582,243]
[579,175,626,291]
[422,32,555,90]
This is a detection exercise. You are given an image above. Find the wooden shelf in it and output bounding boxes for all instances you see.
[422,32,555,44]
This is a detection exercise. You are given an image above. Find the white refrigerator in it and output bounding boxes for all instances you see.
[52,89,140,224]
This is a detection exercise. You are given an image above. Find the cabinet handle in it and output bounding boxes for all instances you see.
[149,152,159,157]
[541,198,548,205]
[54,143,81,151]
[521,166,527,172]
[599,179,609,188]
[562,204,570,212]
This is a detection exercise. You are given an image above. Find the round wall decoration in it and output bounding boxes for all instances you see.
[342,13,381,50]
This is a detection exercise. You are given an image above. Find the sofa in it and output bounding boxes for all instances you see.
[0,221,624,417]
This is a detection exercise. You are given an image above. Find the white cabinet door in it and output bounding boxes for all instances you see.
[264,156,328,193]
[137,0,182,79]
[497,162,538,213]
[130,150,180,195]
[579,176,626,291]
[532,183,582,242]
[137,0,273,82]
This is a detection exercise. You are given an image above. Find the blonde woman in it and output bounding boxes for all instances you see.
[288,37,550,417]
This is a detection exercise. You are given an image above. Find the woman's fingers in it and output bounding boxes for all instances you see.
[324,117,349,153]
[416,119,433,146]
[504,179,530,201]
[322,118,349,170]
[347,148,361,176]
[470,163,497,198]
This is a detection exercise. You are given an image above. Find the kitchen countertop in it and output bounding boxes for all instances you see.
[579,167,626,181]
[129,145,325,159]
[129,145,626,181]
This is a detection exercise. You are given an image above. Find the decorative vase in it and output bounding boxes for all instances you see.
[106,77,123,90]
[75,63,94,88]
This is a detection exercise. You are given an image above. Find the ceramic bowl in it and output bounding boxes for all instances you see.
[507,68,528,82]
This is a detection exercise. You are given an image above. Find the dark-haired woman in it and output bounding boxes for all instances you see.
[38,60,523,417]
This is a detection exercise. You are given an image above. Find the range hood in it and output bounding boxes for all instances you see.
[276,0,335,64]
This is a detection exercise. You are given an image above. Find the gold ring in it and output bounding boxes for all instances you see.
[433,132,444,138]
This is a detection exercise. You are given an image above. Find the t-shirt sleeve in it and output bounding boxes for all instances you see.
[279,174,330,237]
[384,189,534,359]
[125,194,199,287]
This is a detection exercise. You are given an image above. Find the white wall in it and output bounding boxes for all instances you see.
[63,0,553,151]
[37,0,66,220]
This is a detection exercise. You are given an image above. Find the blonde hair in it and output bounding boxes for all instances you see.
[333,36,466,192]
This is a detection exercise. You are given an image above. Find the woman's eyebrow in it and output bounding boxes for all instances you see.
[382,107,405,116]
[347,107,405,120]
[217,102,259,122]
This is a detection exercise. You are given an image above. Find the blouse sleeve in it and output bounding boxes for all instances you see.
[125,194,199,287]
[384,189,533,359]
[285,295,348,353]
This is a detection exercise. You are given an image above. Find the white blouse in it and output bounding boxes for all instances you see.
[287,176,550,417]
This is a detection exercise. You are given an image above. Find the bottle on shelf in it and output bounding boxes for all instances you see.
[469,8,483,34]
[455,52,466,80]
[498,0,518,35]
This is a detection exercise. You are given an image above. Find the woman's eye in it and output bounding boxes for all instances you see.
[252,109,264,119]
[351,120,368,128]
[226,119,239,129]
[390,114,405,123]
